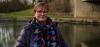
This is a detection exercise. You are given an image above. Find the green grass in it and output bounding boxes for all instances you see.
[0,8,73,20]
[0,9,33,20]
[0,9,33,16]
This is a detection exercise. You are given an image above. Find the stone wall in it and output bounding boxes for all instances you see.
[74,0,100,19]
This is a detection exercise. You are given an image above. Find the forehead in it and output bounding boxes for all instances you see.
[36,6,48,11]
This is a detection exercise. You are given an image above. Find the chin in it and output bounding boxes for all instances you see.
[38,19,46,22]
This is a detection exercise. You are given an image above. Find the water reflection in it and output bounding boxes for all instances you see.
[0,24,14,47]
[73,24,100,47]
[58,23,100,47]
[0,22,23,47]
[0,22,100,47]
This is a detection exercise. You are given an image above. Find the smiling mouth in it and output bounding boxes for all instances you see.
[39,15,47,18]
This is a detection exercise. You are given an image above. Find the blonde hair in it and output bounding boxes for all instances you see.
[33,2,49,12]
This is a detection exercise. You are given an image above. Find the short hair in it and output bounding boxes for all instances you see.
[33,2,49,12]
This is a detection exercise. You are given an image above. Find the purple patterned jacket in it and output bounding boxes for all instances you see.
[16,17,69,47]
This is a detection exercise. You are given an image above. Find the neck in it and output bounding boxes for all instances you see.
[32,16,48,25]
[38,21,46,25]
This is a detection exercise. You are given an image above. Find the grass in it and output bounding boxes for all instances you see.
[0,8,73,20]
[0,9,33,16]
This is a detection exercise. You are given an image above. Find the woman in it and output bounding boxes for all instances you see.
[16,2,69,47]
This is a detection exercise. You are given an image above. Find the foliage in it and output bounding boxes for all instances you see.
[0,0,33,13]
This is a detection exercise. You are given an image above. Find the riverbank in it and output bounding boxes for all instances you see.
[53,18,100,25]
[0,17,100,25]
[0,8,100,25]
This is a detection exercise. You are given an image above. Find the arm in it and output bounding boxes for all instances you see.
[16,29,28,47]
[15,24,32,47]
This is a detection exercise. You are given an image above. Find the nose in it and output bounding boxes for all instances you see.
[41,12,46,16]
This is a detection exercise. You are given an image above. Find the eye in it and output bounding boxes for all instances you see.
[37,11,42,13]
[37,11,48,13]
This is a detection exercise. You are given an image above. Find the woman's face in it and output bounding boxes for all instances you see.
[35,7,48,22]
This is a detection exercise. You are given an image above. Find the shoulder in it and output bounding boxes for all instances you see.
[23,18,38,31]
[23,21,33,31]
[19,22,33,37]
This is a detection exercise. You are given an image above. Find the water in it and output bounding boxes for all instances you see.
[0,22,100,47]
[0,22,24,47]
[58,23,100,47]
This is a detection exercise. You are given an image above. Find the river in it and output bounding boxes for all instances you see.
[0,21,100,47]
